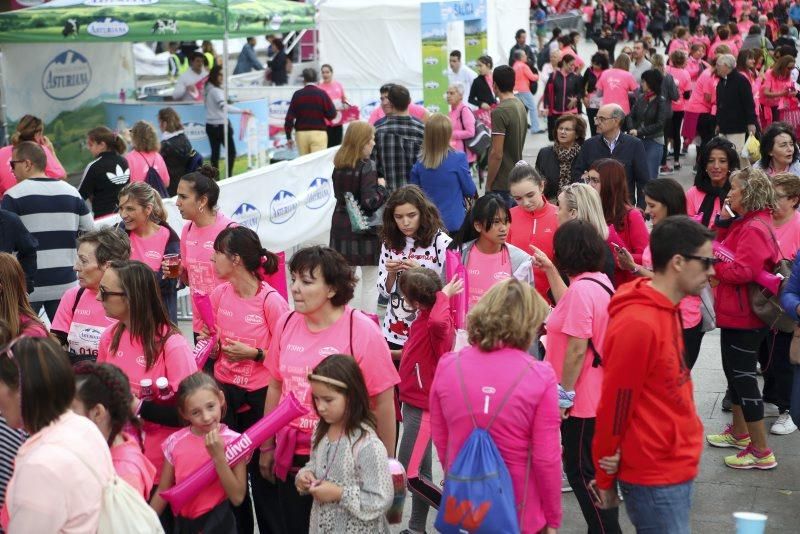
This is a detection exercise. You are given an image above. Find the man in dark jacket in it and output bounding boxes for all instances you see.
[0,208,36,293]
[715,54,757,166]
[573,103,650,207]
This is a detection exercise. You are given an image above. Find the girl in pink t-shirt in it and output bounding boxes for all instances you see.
[452,194,533,311]
[125,121,170,187]
[545,219,620,533]
[73,362,157,500]
[151,373,247,532]
[118,182,181,322]
[97,260,197,477]
[173,168,234,337]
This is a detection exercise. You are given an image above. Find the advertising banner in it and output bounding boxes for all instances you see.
[1,42,135,173]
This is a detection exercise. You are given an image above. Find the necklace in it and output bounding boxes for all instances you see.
[317,430,345,484]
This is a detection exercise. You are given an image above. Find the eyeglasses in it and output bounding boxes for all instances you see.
[8,160,24,169]
[99,286,127,301]
[557,127,576,133]
[584,175,601,184]
[682,254,720,270]
[594,116,614,123]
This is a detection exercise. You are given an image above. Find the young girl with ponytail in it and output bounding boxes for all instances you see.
[73,361,156,500]
[79,126,131,218]
[117,182,181,322]
[207,225,289,532]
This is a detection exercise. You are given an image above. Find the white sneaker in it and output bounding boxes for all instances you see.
[561,470,573,493]
[763,402,781,418]
[771,412,798,435]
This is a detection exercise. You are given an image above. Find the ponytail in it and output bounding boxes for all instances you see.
[259,248,279,278]
[88,126,127,155]
[214,226,275,279]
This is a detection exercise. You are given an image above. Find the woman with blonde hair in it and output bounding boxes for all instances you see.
[706,167,780,469]
[116,182,180,322]
[0,253,47,338]
[329,120,387,313]
[410,113,477,233]
[447,83,476,164]
[430,278,562,533]
[0,114,66,197]
[125,120,170,190]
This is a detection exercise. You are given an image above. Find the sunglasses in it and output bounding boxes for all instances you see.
[8,160,25,169]
[99,286,127,301]
[682,254,720,270]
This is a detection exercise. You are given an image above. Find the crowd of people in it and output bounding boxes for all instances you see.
[2,2,800,533]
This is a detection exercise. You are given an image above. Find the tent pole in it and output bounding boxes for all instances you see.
[223,1,230,180]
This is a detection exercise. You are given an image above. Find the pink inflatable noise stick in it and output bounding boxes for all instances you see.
[159,393,307,515]
[445,250,468,329]
[713,242,783,295]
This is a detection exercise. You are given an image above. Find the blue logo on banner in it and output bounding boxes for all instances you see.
[269,190,298,224]
[42,50,92,101]
[306,177,331,209]
[232,203,261,231]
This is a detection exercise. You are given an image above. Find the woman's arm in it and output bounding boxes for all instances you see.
[451,107,476,141]
[358,161,387,212]
[625,209,650,262]
[149,460,176,515]
[561,336,590,394]
[207,430,248,506]
[371,388,396,455]
[636,98,668,138]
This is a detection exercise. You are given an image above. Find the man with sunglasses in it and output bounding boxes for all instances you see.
[1,142,93,321]
[591,216,716,534]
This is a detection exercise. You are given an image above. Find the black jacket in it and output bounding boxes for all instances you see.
[78,151,130,218]
[595,36,617,63]
[543,71,584,115]
[468,75,497,108]
[0,209,36,293]
[535,145,582,199]
[627,94,669,140]
[573,133,650,191]
[716,69,757,134]
[160,133,194,197]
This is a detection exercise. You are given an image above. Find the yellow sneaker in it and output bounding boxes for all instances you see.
[724,445,778,470]
[706,424,751,449]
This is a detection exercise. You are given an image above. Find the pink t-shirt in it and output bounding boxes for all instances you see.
[685,69,717,113]
[163,425,241,518]
[319,80,346,126]
[51,286,116,358]
[642,246,702,328]
[125,150,170,187]
[466,246,513,310]
[181,212,234,332]
[130,226,171,271]
[97,327,197,474]
[368,103,428,125]
[685,186,721,224]
[266,307,400,455]
[596,68,638,114]
[211,281,289,391]
[774,211,800,260]
[545,273,612,418]
[709,39,739,59]
[667,66,692,113]
[0,144,65,198]
[111,433,156,500]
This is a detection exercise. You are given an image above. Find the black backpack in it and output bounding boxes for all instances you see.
[185,149,203,173]
[138,152,169,198]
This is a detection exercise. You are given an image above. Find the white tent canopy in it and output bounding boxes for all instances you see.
[318,0,530,89]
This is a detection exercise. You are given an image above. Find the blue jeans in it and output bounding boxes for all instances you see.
[619,480,693,534]
[516,91,542,133]
[791,364,800,427]
[642,139,663,181]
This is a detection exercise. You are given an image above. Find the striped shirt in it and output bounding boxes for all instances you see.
[0,417,25,519]
[1,178,94,302]
[284,84,336,138]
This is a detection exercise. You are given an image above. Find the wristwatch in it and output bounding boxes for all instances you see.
[255,348,264,362]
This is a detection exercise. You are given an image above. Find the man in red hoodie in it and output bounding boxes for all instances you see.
[591,216,715,533]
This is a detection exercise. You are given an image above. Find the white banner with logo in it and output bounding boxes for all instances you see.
[98,147,336,255]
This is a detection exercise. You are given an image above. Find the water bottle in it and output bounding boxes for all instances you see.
[139,378,154,401]
[119,88,126,103]
[156,377,175,403]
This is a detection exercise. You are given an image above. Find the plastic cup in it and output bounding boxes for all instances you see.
[733,512,767,534]
[163,253,181,279]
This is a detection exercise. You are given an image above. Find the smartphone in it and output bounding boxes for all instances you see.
[587,480,602,505]
[611,243,621,251]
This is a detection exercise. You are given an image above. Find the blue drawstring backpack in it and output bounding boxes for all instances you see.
[434,354,531,534]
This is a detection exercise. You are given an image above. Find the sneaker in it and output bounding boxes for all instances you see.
[722,390,732,412]
[771,412,798,435]
[706,424,751,449]
[562,470,573,493]
[764,402,780,418]
[660,164,673,174]
[674,162,681,171]
[724,444,778,470]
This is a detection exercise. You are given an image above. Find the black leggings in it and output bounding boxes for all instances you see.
[663,111,684,165]
[721,327,768,422]
[683,321,704,371]
[562,416,622,534]
[758,330,794,413]
[206,122,236,177]
[697,113,716,153]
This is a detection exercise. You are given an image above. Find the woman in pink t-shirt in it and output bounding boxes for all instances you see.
[125,121,170,187]
[172,167,234,341]
[0,114,66,198]
[617,178,706,369]
[667,51,692,170]
[51,228,130,362]
[760,56,796,124]
[686,137,740,227]
[430,279,562,532]
[73,362,156,500]
[0,253,48,340]
[258,245,400,534]
[97,260,197,478]
[595,54,638,114]
[206,226,288,532]
[319,63,350,147]
[546,219,619,533]
[682,60,717,153]
[117,182,180,323]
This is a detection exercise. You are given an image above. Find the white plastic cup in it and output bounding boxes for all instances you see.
[733,512,767,534]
